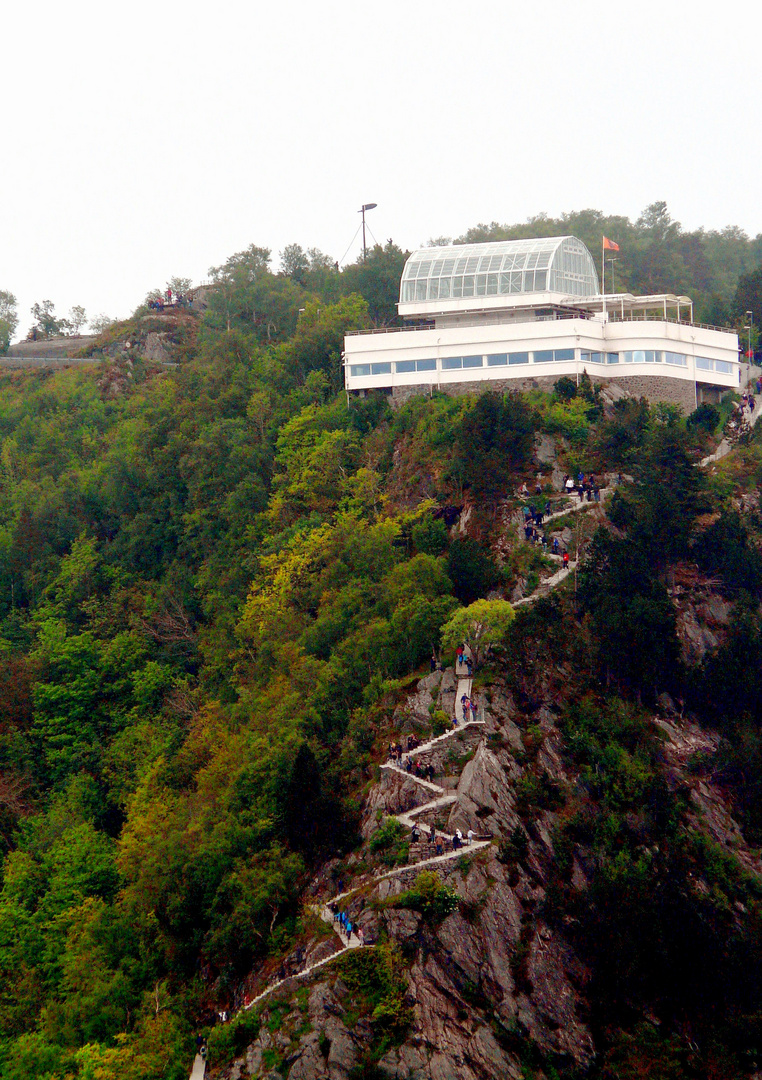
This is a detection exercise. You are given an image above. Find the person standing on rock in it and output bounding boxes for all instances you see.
[471,699,478,722]
[563,551,569,568]
[429,824,436,845]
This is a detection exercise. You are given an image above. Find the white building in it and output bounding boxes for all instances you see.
[343,236,740,412]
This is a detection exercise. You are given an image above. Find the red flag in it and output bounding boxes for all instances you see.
[603,237,620,252]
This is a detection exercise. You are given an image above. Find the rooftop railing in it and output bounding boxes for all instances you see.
[346,312,738,337]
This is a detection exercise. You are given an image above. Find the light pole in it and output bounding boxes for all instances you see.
[608,257,618,296]
[359,203,377,262]
[745,310,754,390]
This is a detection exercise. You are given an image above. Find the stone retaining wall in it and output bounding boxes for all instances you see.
[389,371,699,414]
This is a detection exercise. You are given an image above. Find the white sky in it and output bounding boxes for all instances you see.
[2,0,760,338]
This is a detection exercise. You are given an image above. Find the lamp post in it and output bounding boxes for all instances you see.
[745,310,754,391]
[608,257,618,297]
[359,203,377,262]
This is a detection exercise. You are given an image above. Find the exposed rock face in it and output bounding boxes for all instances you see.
[224,678,596,1080]
[143,331,174,363]
[657,711,762,879]
[406,670,442,719]
[672,571,732,663]
[517,923,594,1065]
[378,952,523,1080]
[361,769,436,839]
[449,743,521,837]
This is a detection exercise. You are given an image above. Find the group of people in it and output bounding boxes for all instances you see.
[147,286,194,314]
[458,693,478,724]
[564,472,601,503]
[330,905,365,945]
[403,756,436,782]
[455,643,473,676]
[523,504,567,558]
[740,390,757,416]
[388,734,423,761]
[410,822,476,854]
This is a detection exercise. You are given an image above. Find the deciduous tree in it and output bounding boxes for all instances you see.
[440,598,515,668]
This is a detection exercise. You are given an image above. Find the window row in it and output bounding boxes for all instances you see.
[350,348,575,377]
[696,356,734,373]
[348,351,738,379]
[401,270,550,302]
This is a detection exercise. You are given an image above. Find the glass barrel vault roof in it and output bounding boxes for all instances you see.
[399,236,600,305]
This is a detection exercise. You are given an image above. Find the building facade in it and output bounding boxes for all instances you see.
[343,236,740,412]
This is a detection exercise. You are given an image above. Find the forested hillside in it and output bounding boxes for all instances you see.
[2,223,762,1080]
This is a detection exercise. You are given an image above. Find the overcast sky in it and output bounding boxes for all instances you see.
[2,0,760,338]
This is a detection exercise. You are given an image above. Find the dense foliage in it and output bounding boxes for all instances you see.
[1,221,762,1078]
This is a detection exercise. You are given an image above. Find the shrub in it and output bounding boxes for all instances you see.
[369,817,409,867]
[206,1007,262,1067]
[431,709,451,737]
[411,516,449,556]
[336,944,412,1042]
[498,825,529,865]
[396,869,459,919]
[687,401,720,435]
[554,376,577,401]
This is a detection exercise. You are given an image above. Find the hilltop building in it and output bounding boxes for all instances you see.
[343,236,740,412]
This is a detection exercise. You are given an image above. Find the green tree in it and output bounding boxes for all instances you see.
[280,243,310,284]
[68,306,87,336]
[734,265,762,342]
[609,419,707,568]
[446,537,499,604]
[30,300,68,339]
[0,290,18,354]
[440,598,515,668]
[454,392,535,499]
[341,241,408,326]
[579,530,679,697]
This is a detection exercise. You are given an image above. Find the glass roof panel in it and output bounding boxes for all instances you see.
[400,236,600,303]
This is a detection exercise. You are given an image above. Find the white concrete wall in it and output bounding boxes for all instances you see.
[343,318,739,395]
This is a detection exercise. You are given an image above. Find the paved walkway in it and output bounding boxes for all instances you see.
[383,719,486,762]
[513,559,578,606]
[517,486,611,538]
[218,718,493,1030]
[189,1053,206,1079]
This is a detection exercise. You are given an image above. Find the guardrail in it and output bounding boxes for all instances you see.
[347,313,739,338]
[607,314,735,334]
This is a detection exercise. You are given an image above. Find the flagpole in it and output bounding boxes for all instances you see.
[601,238,606,322]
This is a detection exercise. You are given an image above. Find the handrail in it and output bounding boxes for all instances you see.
[347,314,738,338]
[607,314,735,334]
[349,323,434,336]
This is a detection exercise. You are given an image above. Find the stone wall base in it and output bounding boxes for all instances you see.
[384,371,700,414]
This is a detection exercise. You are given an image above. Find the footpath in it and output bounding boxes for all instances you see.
[187,493,610,1073]
[230,718,491,1022]
[513,486,612,603]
